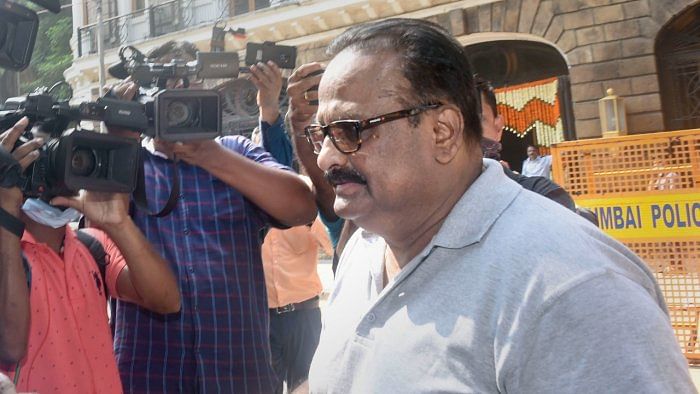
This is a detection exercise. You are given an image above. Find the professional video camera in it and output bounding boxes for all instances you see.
[0,84,140,198]
[103,45,235,141]
[105,40,298,140]
[0,0,60,71]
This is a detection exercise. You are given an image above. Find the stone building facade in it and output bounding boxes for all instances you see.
[66,0,700,139]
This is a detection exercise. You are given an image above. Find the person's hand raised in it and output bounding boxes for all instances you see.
[250,61,283,124]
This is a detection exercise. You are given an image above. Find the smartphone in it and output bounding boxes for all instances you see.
[245,42,297,69]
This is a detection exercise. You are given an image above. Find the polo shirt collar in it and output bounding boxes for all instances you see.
[356,159,521,251]
[431,158,521,249]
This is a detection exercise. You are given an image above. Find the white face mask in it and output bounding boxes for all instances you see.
[21,198,82,228]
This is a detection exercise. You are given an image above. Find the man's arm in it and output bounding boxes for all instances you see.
[286,63,338,222]
[51,192,180,314]
[169,140,317,227]
[250,61,294,168]
[0,118,41,363]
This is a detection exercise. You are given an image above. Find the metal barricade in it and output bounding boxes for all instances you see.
[551,129,700,361]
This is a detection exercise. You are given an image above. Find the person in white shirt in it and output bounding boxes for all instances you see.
[522,145,552,178]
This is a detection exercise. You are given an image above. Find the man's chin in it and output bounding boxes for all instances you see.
[333,197,365,221]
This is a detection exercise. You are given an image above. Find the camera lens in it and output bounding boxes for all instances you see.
[70,147,97,177]
[166,99,197,127]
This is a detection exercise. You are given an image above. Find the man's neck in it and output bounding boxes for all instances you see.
[23,214,66,253]
[382,156,482,270]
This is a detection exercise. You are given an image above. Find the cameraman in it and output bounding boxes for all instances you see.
[108,41,317,393]
[0,117,181,393]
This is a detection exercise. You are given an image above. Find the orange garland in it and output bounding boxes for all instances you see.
[494,77,564,147]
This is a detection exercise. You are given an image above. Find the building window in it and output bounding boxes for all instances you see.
[132,0,146,11]
[231,0,270,16]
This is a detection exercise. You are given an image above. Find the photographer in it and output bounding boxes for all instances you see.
[0,117,180,393]
[108,41,317,393]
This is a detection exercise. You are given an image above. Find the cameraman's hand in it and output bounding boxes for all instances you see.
[50,191,130,230]
[287,63,324,129]
[250,61,283,124]
[0,117,43,210]
[103,78,142,140]
[166,139,222,168]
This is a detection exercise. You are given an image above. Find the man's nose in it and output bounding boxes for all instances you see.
[317,136,346,172]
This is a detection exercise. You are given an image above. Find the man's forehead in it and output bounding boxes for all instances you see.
[322,49,401,88]
[317,50,408,118]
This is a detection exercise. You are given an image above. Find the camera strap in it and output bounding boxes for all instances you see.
[133,158,180,218]
[0,206,25,238]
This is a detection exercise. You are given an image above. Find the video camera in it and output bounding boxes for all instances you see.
[0,0,60,71]
[105,40,297,140]
[0,85,140,199]
[103,45,234,141]
[0,0,141,199]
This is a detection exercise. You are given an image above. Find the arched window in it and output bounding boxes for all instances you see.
[464,40,573,172]
[656,3,700,131]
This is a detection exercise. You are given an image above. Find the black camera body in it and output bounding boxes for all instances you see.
[106,47,230,141]
[80,90,221,141]
[12,129,140,199]
[0,0,40,71]
[0,92,141,198]
[109,47,240,88]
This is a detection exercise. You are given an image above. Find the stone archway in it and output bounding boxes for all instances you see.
[462,36,573,171]
[656,1,700,130]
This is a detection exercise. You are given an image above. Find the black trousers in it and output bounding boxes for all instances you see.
[269,306,322,393]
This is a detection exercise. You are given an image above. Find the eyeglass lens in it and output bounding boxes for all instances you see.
[307,123,360,154]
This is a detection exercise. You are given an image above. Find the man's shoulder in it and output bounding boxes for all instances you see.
[490,192,655,290]
[218,135,255,152]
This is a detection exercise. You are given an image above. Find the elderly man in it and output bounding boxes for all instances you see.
[304,19,693,393]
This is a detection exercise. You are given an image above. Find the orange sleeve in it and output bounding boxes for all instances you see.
[79,228,128,300]
[311,217,333,257]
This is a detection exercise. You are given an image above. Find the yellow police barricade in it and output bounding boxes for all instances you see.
[552,129,700,362]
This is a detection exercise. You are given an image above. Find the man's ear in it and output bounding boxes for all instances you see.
[494,114,505,141]
[432,105,464,164]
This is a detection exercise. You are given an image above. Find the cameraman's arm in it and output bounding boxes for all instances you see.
[51,192,180,314]
[287,63,338,222]
[172,140,316,227]
[251,61,294,167]
[0,118,41,363]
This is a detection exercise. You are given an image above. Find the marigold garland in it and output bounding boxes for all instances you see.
[494,77,565,147]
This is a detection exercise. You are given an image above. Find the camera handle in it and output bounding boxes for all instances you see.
[132,157,180,218]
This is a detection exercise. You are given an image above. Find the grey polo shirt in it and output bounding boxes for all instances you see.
[309,159,694,393]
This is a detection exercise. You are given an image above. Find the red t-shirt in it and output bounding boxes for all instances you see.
[3,227,127,394]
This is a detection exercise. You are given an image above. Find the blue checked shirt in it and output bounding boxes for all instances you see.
[114,136,286,393]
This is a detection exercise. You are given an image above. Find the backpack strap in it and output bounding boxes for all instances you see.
[15,254,30,386]
[75,229,108,300]
[21,253,31,290]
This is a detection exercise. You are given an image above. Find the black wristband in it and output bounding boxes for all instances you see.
[0,206,24,238]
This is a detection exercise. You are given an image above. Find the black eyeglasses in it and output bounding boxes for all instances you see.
[304,103,441,154]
